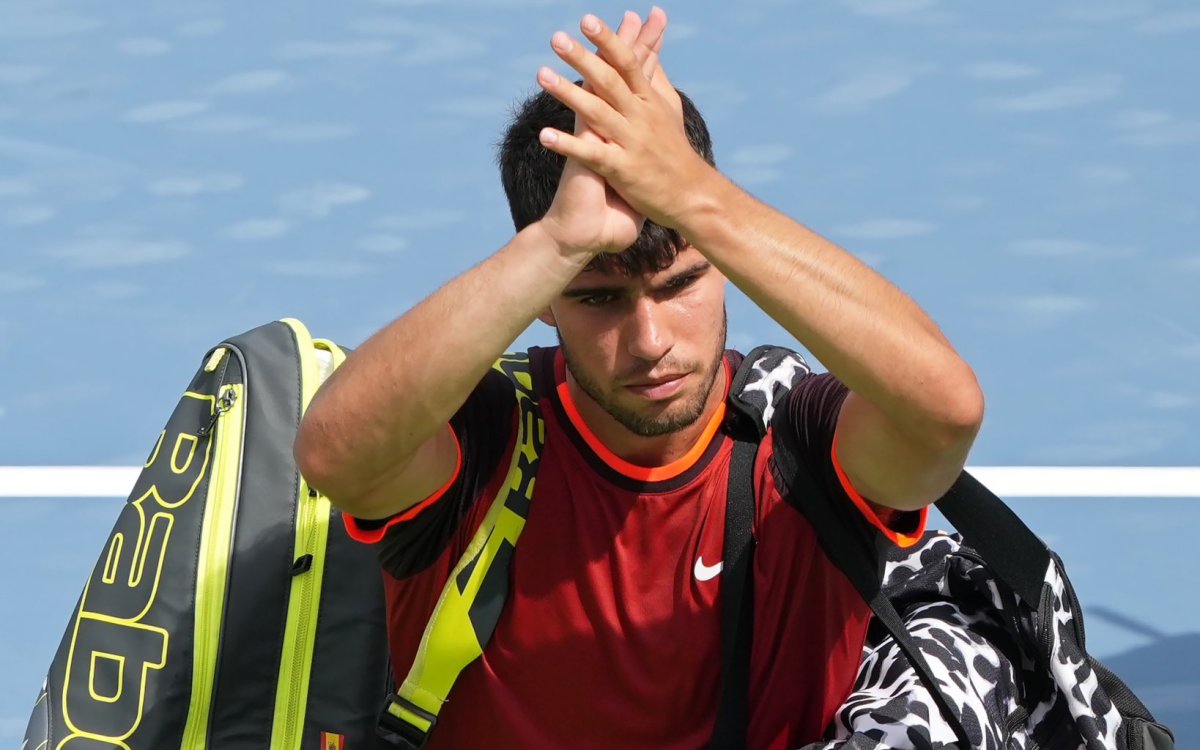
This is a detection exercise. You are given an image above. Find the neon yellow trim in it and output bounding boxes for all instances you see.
[144,431,164,468]
[170,433,199,474]
[397,354,542,721]
[57,596,168,749]
[390,702,433,733]
[145,393,214,511]
[271,319,335,750]
[203,347,228,373]
[180,384,245,750]
[59,387,219,749]
[312,338,347,369]
[88,651,125,703]
[101,534,124,584]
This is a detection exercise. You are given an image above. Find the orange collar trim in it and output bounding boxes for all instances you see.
[555,352,731,483]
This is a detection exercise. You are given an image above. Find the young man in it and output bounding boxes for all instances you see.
[295,8,984,749]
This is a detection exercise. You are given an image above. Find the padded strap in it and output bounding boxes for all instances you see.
[378,354,544,748]
[942,474,1169,737]
[935,471,1050,607]
[863,589,976,747]
[710,437,758,749]
[768,436,974,747]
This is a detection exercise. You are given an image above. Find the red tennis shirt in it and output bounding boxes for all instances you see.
[346,347,925,750]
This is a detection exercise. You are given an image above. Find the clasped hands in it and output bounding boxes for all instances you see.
[536,7,715,256]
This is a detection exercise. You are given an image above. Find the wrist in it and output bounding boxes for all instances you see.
[523,220,596,276]
[670,165,735,239]
[528,216,597,268]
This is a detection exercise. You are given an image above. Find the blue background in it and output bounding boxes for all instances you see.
[1,0,1196,743]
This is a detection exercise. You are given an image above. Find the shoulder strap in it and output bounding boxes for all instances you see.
[935,472,1049,606]
[710,345,807,749]
[937,473,1166,731]
[769,437,977,748]
[378,353,544,749]
[710,436,757,750]
[779,450,1168,746]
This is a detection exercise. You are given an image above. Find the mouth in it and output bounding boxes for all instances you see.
[623,373,688,400]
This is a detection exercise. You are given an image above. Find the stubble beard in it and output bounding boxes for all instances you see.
[558,311,728,438]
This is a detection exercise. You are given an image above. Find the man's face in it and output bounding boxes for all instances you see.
[544,246,728,438]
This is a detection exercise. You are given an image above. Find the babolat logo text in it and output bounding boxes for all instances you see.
[57,388,218,748]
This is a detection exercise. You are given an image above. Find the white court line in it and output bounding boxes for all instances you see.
[1,465,1200,498]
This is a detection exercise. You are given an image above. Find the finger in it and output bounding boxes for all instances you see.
[647,6,667,54]
[550,29,639,114]
[636,6,666,56]
[604,10,643,93]
[632,8,665,80]
[614,9,642,47]
[538,127,615,176]
[581,12,638,97]
[537,66,627,141]
[637,7,678,110]
[577,14,654,99]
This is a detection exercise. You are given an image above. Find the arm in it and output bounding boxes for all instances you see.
[535,13,984,511]
[296,223,589,520]
[295,14,669,520]
[677,178,982,511]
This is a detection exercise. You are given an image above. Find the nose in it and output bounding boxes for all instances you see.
[625,297,673,362]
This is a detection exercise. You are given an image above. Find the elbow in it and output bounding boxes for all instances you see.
[294,411,342,500]
[294,411,400,519]
[930,366,985,454]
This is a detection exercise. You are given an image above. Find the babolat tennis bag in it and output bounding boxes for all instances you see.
[22,318,390,750]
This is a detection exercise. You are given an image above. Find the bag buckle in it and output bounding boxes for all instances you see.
[376,692,438,749]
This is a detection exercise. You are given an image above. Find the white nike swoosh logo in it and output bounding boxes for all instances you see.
[694,556,723,581]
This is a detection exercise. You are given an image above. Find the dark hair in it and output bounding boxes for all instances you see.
[497,83,715,276]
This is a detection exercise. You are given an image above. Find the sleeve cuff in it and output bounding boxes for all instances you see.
[342,424,464,544]
[829,441,928,548]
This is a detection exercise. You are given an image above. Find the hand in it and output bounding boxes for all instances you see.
[537,10,669,257]
[536,10,711,231]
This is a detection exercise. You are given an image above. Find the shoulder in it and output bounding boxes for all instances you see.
[726,345,813,439]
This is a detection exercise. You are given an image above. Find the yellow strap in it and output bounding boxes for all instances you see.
[394,353,544,726]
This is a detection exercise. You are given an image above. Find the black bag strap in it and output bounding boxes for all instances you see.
[769,435,976,748]
[710,436,758,750]
[935,471,1050,606]
[775,433,1167,747]
[938,473,1167,731]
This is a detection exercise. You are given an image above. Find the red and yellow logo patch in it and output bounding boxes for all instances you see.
[320,731,345,750]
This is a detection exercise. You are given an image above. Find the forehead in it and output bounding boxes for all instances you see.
[565,246,710,290]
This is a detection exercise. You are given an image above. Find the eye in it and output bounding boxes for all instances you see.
[579,292,617,307]
[664,274,699,293]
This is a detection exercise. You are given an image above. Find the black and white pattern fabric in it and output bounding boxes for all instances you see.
[729,345,811,436]
[799,530,1167,750]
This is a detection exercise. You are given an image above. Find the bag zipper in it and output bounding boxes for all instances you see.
[180,371,245,750]
[271,322,341,750]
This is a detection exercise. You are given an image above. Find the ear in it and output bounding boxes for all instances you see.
[537,307,557,327]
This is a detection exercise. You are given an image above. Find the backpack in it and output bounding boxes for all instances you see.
[743,346,1176,750]
[787,476,1177,750]
[22,319,391,750]
[803,528,1176,750]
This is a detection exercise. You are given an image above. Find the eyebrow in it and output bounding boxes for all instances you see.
[562,261,713,299]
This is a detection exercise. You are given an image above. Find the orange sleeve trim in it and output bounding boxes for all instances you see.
[829,441,928,549]
[555,358,731,483]
[342,423,464,544]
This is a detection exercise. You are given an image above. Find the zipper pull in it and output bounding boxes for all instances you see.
[198,388,238,437]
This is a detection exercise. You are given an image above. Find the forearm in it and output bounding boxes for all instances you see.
[680,172,981,448]
[297,221,590,496]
